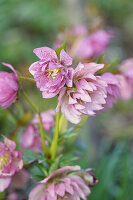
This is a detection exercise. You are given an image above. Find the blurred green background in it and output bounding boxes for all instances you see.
[0,0,133,199]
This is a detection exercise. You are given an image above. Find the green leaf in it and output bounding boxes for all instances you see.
[55,40,66,60]
[36,163,48,177]
[59,114,68,135]
[60,155,80,166]
[58,132,77,143]
[48,154,62,175]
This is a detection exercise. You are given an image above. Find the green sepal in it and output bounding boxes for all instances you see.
[48,154,62,175]
[55,40,66,60]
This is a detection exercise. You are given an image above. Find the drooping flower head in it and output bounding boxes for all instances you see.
[57,63,107,124]
[54,27,112,61]
[0,136,23,192]
[21,110,55,152]
[29,166,97,200]
[75,30,112,60]
[101,72,120,110]
[119,58,133,84]
[116,74,132,101]
[29,47,73,98]
[0,63,18,109]
[118,58,133,98]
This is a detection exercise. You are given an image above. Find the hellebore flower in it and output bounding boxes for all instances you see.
[101,72,120,110]
[57,63,107,124]
[21,124,42,153]
[119,58,133,84]
[0,136,23,192]
[116,74,132,101]
[0,63,18,109]
[32,110,55,132]
[29,166,97,200]
[21,110,55,152]
[75,30,112,59]
[118,58,133,99]
[29,47,73,98]
[9,169,29,191]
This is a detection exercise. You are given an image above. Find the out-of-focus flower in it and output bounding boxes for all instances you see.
[32,110,55,132]
[57,63,107,124]
[74,30,112,60]
[119,58,133,82]
[119,58,133,97]
[7,193,20,200]
[0,63,18,109]
[29,166,97,200]
[116,75,132,101]
[54,26,112,61]
[54,25,88,50]
[101,72,120,110]
[0,136,23,192]
[9,169,29,190]
[21,124,42,153]
[21,110,55,152]
[72,25,88,36]
[29,47,73,98]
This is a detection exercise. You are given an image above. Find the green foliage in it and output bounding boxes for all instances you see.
[55,40,66,60]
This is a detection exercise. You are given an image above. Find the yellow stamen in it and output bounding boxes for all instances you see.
[47,68,61,79]
[0,153,9,170]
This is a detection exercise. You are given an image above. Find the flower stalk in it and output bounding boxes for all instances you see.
[19,76,36,83]
[50,108,60,161]
[21,89,48,155]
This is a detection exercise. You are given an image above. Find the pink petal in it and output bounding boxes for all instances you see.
[55,183,65,197]
[33,47,57,60]
[2,62,17,76]
[60,49,73,66]
[29,184,45,200]
[0,177,11,192]
[3,136,16,150]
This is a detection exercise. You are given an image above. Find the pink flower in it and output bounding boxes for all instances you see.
[29,47,73,98]
[116,75,132,101]
[75,30,112,59]
[57,63,107,124]
[0,136,23,192]
[119,58,133,81]
[21,110,55,152]
[9,169,29,190]
[119,58,133,98]
[21,125,42,153]
[29,166,97,200]
[32,110,55,132]
[72,25,88,36]
[0,62,18,109]
[101,72,120,110]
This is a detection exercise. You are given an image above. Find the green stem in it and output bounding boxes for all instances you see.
[21,89,47,155]
[19,76,36,83]
[38,112,48,155]
[50,109,60,161]
[21,90,38,113]
[7,109,18,122]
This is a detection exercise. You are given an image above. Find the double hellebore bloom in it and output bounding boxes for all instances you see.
[69,30,111,61]
[118,58,133,100]
[101,72,120,110]
[21,110,55,152]
[29,47,73,98]
[29,166,97,200]
[0,63,18,109]
[0,136,23,192]
[119,58,133,85]
[57,63,107,124]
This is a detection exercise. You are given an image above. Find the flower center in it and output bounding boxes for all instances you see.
[47,68,61,79]
[0,153,9,170]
